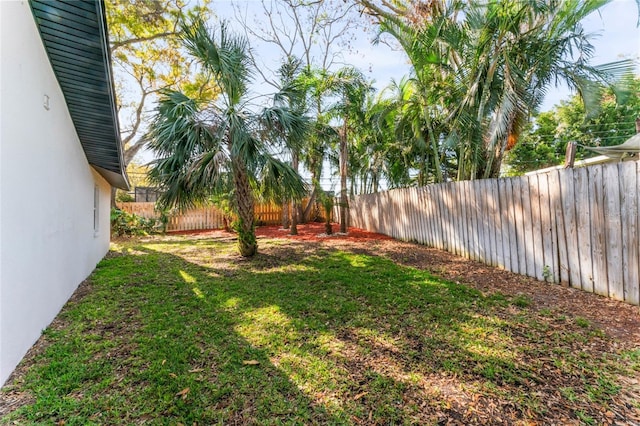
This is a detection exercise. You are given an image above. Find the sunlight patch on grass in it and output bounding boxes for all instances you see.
[253,263,319,275]
[222,297,242,310]
[236,306,298,347]
[178,270,196,284]
[271,351,350,416]
[316,332,346,358]
[348,255,368,268]
[191,287,205,299]
[458,318,515,361]
[351,327,402,354]
[178,269,205,299]
[464,342,515,361]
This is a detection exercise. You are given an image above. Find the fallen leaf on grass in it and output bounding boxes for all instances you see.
[243,360,260,365]
[189,368,203,373]
[354,392,368,401]
[169,373,177,378]
[176,387,190,400]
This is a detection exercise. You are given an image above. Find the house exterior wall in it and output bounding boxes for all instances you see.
[0,1,113,385]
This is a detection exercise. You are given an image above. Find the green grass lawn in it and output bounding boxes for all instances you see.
[2,234,639,425]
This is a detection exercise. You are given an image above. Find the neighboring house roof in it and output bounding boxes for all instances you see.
[30,0,129,189]
[586,133,640,160]
[525,133,640,176]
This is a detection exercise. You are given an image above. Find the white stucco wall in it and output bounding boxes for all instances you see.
[0,1,113,385]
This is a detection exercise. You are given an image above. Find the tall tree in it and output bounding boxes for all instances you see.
[272,57,311,235]
[326,67,373,233]
[359,0,637,179]
[106,0,214,165]
[148,19,307,257]
[234,0,366,221]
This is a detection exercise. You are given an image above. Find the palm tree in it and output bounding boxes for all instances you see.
[360,0,635,179]
[147,20,307,257]
[328,67,372,233]
[297,67,340,222]
[272,56,309,235]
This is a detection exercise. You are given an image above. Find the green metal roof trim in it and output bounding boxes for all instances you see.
[30,0,129,189]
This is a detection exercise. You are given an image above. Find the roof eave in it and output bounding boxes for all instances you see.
[30,0,129,190]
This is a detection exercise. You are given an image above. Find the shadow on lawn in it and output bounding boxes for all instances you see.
[3,238,633,425]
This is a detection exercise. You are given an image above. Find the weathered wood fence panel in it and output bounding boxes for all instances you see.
[117,202,227,231]
[118,198,325,232]
[349,160,640,306]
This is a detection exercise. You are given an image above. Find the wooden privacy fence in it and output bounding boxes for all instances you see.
[118,202,227,231]
[349,160,640,306]
[118,198,324,232]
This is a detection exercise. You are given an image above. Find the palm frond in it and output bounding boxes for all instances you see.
[180,18,252,106]
[256,155,308,203]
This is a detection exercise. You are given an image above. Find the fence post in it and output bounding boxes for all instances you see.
[564,141,577,168]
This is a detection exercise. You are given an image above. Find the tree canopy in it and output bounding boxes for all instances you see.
[106,0,216,165]
[505,75,640,175]
[148,19,308,256]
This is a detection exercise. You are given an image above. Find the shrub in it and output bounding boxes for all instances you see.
[110,208,158,236]
[115,190,135,203]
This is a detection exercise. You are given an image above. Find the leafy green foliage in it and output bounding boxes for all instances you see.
[506,76,640,175]
[147,19,308,256]
[110,208,158,236]
[115,191,135,203]
[360,0,637,180]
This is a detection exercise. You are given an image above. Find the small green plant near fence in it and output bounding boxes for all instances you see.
[318,190,334,235]
[110,208,159,236]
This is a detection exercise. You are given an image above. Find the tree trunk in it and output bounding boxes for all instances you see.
[290,200,298,235]
[281,201,290,229]
[232,157,257,257]
[339,122,348,234]
[110,187,117,209]
[290,152,299,235]
[302,187,317,222]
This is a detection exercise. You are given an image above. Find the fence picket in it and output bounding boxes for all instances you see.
[620,161,639,304]
[547,170,562,284]
[461,182,470,257]
[530,175,544,280]
[490,179,504,269]
[520,177,535,278]
[471,181,481,261]
[574,167,594,292]
[443,183,454,253]
[589,165,608,297]
[538,173,555,282]
[512,178,525,275]
[499,179,511,271]
[603,163,623,300]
